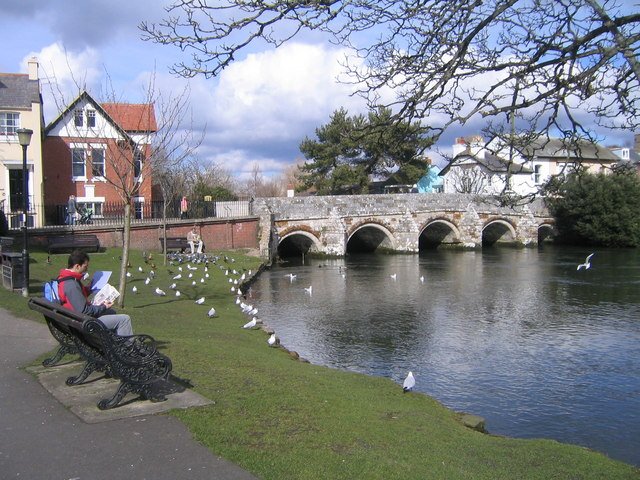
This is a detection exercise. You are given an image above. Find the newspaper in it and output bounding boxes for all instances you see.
[92,283,120,305]
[91,271,112,292]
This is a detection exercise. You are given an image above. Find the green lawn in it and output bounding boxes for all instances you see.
[3,247,638,480]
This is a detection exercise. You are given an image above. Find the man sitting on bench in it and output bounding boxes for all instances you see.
[187,226,203,254]
[57,250,133,337]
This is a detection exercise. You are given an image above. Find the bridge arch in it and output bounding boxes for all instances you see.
[482,219,517,245]
[277,229,322,257]
[538,223,556,243]
[347,221,396,253]
[419,218,461,249]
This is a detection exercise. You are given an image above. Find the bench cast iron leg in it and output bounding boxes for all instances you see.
[42,345,78,367]
[66,361,98,386]
[98,381,134,410]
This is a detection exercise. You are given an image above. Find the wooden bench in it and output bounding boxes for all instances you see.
[28,297,173,410]
[47,234,100,254]
[159,237,189,253]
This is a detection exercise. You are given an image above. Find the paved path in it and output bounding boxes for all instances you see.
[0,308,258,480]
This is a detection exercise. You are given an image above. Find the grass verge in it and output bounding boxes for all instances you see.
[3,247,638,479]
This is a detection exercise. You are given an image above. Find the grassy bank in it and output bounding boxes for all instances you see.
[4,248,638,479]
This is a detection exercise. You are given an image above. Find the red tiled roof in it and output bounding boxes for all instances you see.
[101,103,157,132]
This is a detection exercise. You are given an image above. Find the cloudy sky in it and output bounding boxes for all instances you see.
[1,0,635,180]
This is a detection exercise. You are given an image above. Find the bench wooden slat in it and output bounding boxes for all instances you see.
[159,237,189,252]
[48,234,100,254]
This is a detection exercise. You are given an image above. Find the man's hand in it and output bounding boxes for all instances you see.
[103,300,114,308]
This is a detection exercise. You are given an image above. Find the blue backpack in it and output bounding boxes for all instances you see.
[43,277,74,304]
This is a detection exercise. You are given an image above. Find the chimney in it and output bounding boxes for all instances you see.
[28,57,39,80]
[635,133,640,152]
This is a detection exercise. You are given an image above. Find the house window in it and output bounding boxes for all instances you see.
[74,110,84,127]
[72,148,86,178]
[91,148,105,177]
[534,165,542,184]
[134,150,143,179]
[0,112,20,135]
[87,110,96,128]
[78,202,103,218]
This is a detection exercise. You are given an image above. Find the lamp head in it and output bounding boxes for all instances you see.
[17,128,33,147]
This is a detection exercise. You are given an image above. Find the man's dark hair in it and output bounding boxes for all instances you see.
[67,249,90,268]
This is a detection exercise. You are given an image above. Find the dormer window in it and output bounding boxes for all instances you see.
[74,109,84,127]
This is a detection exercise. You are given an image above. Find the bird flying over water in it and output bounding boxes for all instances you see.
[577,253,595,270]
[403,371,415,392]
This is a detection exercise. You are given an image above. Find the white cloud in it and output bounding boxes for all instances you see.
[22,43,102,123]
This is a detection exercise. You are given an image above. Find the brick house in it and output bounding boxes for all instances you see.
[43,91,157,224]
[0,58,45,228]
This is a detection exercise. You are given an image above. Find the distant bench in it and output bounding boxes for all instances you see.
[47,234,100,254]
[159,237,189,253]
[28,297,174,410]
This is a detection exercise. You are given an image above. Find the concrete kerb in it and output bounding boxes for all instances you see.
[26,362,213,424]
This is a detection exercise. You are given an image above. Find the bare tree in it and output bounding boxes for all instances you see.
[141,0,639,143]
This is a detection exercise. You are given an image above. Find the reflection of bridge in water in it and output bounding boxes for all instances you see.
[254,193,554,258]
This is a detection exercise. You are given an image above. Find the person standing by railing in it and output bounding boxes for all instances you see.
[66,195,77,225]
[180,196,188,219]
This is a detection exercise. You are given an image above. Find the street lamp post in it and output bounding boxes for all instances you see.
[17,128,33,298]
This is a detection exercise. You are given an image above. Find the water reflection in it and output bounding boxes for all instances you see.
[249,246,640,466]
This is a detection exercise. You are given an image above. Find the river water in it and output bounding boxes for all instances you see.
[247,246,640,466]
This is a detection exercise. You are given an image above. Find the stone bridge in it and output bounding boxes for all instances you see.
[253,193,554,259]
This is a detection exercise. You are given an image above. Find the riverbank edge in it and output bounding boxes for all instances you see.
[4,249,638,479]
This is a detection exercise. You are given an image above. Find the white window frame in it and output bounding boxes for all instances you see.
[90,146,106,179]
[71,147,86,180]
[87,109,96,128]
[0,112,20,136]
[74,109,84,127]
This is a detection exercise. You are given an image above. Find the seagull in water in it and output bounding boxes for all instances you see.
[286,273,297,282]
[304,285,313,295]
[390,274,397,280]
[577,253,595,270]
[403,371,415,393]
[420,275,425,283]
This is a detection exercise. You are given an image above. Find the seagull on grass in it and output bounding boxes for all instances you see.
[267,333,278,346]
[207,307,217,318]
[131,286,138,294]
[155,287,166,296]
[243,318,257,329]
[577,253,595,270]
[172,274,182,280]
[403,371,415,393]
[195,297,205,305]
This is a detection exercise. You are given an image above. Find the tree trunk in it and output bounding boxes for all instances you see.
[117,202,132,308]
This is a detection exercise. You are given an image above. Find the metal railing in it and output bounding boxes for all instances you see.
[1,199,254,228]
